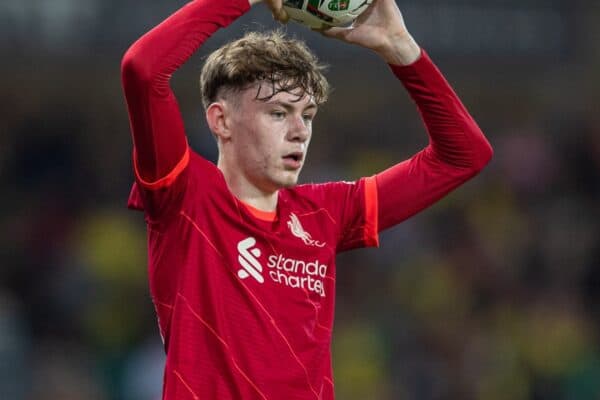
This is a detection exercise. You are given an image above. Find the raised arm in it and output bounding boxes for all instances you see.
[120,0,252,185]
[375,52,493,230]
[322,0,492,230]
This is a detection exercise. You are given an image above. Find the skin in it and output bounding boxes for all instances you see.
[206,84,317,211]
[251,0,421,65]
[207,0,421,212]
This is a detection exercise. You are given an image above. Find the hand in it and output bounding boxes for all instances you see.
[249,0,289,23]
[319,0,421,65]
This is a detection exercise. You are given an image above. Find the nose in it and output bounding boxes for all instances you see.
[287,114,310,143]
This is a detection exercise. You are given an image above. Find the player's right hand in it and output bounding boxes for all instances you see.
[249,0,289,23]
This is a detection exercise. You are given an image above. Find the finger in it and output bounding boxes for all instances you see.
[275,9,289,23]
[270,7,289,23]
[317,26,352,41]
[265,1,289,23]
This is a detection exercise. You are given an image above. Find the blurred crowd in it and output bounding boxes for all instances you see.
[1,1,599,399]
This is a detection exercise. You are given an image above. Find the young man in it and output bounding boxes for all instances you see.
[121,0,492,398]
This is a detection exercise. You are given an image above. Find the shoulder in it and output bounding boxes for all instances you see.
[281,180,362,210]
[188,150,219,175]
[287,180,362,198]
[180,149,235,204]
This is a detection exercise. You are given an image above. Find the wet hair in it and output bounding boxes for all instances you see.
[200,30,329,109]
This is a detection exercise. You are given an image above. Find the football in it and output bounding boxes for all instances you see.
[283,0,373,29]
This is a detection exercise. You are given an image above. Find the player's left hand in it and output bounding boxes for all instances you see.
[318,0,421,65]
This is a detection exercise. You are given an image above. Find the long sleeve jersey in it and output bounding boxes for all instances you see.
[121,0,493,399]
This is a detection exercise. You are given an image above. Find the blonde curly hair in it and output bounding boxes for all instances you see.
[200,30,329,109]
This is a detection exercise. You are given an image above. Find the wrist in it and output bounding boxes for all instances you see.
[248,0,261,5]
[377,34,421,66]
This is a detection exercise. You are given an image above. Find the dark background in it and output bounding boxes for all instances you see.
[1,1,599,399]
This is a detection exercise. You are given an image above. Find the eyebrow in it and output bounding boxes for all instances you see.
[265,99,318,112]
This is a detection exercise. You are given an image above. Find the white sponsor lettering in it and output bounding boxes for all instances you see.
[236,237,327,296]
[267,254,327,297]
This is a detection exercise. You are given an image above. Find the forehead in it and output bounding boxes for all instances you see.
[241,81,316,108]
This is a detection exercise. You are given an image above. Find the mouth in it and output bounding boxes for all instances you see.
[282,151,304,169]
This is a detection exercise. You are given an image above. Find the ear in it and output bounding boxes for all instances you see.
[206,101,232,141]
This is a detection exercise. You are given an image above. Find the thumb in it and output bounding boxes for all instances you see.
[266,1,289,23]
[316,26,353,41]
[273,8,289,23]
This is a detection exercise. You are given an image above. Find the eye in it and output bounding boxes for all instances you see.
[270,110,286,119]
[302,113,315,123]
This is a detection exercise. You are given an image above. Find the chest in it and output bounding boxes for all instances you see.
[199,205,338,303]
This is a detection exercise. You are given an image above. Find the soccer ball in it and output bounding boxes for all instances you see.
[283,0,373,29]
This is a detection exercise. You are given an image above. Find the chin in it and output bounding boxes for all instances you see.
[263,169,301,190]
[281,181,298,188]
[276,173,300,189]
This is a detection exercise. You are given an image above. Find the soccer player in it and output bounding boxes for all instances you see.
[121,0,493,398]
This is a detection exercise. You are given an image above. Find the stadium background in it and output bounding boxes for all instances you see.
[1,0,599,399]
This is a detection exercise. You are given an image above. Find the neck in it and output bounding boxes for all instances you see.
[218,159,279,212]
[238,190,279,212]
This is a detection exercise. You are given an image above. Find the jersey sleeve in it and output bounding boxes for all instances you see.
[121,0,250,219]
[307,177,379,252]
[338,176,379,251]
[375,50,493,231]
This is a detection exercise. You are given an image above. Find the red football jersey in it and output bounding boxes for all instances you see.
[121,1,493,398]
[128,152,378,399]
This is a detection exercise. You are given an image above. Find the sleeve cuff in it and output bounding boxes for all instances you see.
[387,48,434,79]
[133,145,190,190]
[363,175,379,247]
